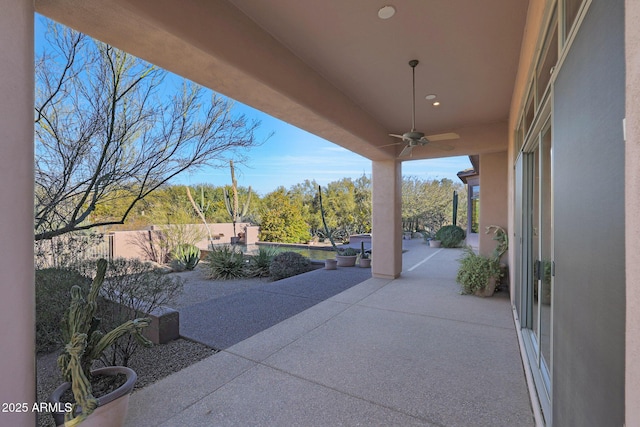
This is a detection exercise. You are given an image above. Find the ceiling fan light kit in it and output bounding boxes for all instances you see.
[386,59,459,157]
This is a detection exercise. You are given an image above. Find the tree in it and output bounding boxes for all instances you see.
[258,188,310,243]
[34,20,262,241]
[401,176,467,234]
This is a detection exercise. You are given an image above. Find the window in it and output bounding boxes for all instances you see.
[470,184,480,233]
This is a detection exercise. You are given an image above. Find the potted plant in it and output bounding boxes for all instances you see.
[49,259,152,426]
[455,225,509,297]
[336,247,358,267]
[455,247,502,296]
[358,241,371,268]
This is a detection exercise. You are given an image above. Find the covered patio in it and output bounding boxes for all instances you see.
[3,1,640,425]
[124,239,534,426]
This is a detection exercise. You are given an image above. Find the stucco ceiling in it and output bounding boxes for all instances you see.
[36,0,529,161]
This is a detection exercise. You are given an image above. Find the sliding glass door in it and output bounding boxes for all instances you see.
[517,118,553,422]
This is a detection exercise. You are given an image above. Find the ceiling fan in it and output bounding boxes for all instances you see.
[385,59,459,157]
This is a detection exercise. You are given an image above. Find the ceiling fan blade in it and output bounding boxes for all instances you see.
[425,132,460,141]
[388,133,405,140]
[379,141,404,148]
[427,141,455,151]
[399,144,414,157]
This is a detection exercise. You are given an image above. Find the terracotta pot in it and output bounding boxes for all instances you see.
[359,258,371,268]
[429,240,442,248]
[49,366,137,427]
[474,276,498,298]
[335,255,357,267]
[324,258,337,270]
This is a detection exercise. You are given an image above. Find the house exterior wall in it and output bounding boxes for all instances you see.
[0,1,35,424]
[626,0,640,424]
[478,152,508,258]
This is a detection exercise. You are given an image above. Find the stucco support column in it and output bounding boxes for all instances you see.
[478,152,508,257]
[371,160,402,279]
[626,1,640,424]
[0,1,35,425]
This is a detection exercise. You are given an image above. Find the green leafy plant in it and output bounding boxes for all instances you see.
[456,247,502,295]
[269,251,312,281]
[246,245,281,277]
[435,225,466,248]
[486,225,508,261]
[337,247,358,256]
[206,245,246,280]
[35,268,92,354]
[57,259,152,425]
[95,258,183,367]
[171,243,201,271]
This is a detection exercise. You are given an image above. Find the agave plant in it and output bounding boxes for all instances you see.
[171,243,201,271]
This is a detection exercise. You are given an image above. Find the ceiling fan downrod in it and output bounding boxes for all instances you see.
[409,59,419,132]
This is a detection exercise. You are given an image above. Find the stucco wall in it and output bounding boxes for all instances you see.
[0,1,35,424]
[478,151,508,259]
[552,0,626,424]
[626,0,640,424]
[110,223,256,259]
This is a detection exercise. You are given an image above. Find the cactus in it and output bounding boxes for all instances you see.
[57,259,152,424]
[196,186,211,215]
[224,160,252,238]
[360,241,369,259]
[318,185,338,250]
[186,186,215,245]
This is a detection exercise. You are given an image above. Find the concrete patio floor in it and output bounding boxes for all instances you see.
[125,239,535,426]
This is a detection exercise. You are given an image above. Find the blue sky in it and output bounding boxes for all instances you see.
[177,100,472,195]
[36,15,471,196]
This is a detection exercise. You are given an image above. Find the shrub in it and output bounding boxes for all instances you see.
[269,251,312,281]
[337,247,358,256]
[171,243,201,271]
[206,245,246,280]
[456,247,501,294]
[435,225,466,248]
[246,245,280,278]
[94,258,184,367]
[35,268,92,354]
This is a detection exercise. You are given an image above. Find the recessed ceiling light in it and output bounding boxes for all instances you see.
[432,101,441,106]
[425,94,437,100]
[378,5,396,19]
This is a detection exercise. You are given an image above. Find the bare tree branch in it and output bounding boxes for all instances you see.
[35,20,264,241]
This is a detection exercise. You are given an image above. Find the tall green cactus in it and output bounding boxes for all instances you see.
[196,186,211,215]
[318,185,338,250]
[57,259,152,424]
[224,160,252,238]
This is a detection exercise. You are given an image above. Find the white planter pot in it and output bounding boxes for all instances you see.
[359,258,371,268]
[50,366,137,427]
[335,255,357,267]
[429,240,442,248]
[324,258,337,270]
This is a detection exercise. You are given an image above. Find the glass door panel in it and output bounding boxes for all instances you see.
[539,123,552,389]
[532,146,540,345]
